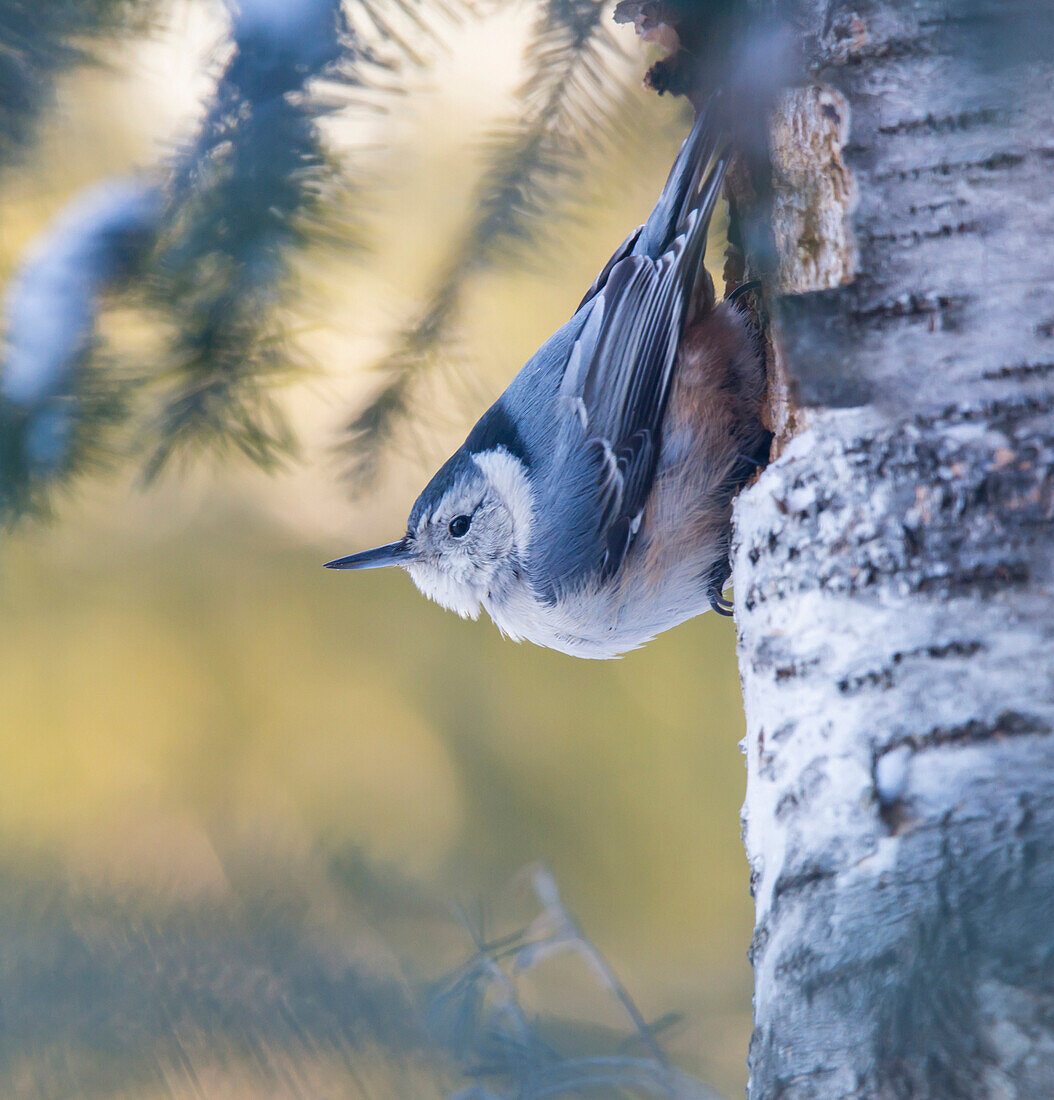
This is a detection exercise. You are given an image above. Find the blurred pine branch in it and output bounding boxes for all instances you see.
[0,0,639,519]
[0,179,161,519]
[341,0,633,490]
[141,0,365,480]
[0,0,159,172]
[0,0,475,519]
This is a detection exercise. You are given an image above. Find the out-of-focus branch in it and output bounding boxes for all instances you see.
[0,0,157,173]
[140,0,369,481]
[0,179,161,520]
[0,0,473,521]
[2,857,717,1096]
[430,864,723,1099]
[342,0,632,490]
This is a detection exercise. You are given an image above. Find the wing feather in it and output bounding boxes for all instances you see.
[529,110,729,595]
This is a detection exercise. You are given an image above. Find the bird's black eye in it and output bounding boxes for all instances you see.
[448,515,471,538]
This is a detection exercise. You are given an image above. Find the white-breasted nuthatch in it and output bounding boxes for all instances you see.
[326,104,769,658]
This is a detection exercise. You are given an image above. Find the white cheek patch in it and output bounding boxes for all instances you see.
[473,448,533,555]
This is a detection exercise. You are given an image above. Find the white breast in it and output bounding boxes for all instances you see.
[483,537,722,659]
[476,443,729,658]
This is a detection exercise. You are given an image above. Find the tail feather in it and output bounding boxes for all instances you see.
[635,97,725,258]
[679,148,728,320]
[576,99,727,314]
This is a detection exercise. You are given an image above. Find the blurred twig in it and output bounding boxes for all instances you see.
[431,864,723,1099]
[0,856,721,1097]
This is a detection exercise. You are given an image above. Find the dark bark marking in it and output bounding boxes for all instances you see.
[876,108,1008,136]
[916,393,1054,428]
[876,796,914,837]
[775,658,821,682]
[982,361,1054,381]
[845,292,968,326]
[899,640,984,662]
[875,150,1027,182]
[838,667,894,695]
[864,219,984,245]
[906,197,970,215]
[772,866,838,903]
[828,33,939,67]
[840,641,988,697]
[883,710,1052,757]
[911,559,1031,594]
[772,759,831,818]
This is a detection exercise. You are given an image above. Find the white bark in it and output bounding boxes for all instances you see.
[733,1,1054,1096]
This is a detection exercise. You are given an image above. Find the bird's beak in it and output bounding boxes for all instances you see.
[324,537,414,571]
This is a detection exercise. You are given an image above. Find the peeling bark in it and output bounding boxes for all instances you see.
[732,2,1054,1097]
[769,84,857,295]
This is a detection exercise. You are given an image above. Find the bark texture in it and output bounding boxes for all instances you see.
[732,2,1054,1097]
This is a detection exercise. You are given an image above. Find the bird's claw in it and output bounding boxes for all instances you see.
[726,279,762,307]
[709,592,734,616]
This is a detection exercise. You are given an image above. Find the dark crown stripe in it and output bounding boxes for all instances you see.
[465,404,531,468]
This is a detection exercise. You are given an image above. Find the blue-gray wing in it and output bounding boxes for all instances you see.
[528,110,728,597]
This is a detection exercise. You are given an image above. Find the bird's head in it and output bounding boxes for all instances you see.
[325,447,533,619]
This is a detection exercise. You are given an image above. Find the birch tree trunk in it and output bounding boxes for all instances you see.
[731,2,1054,1097]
